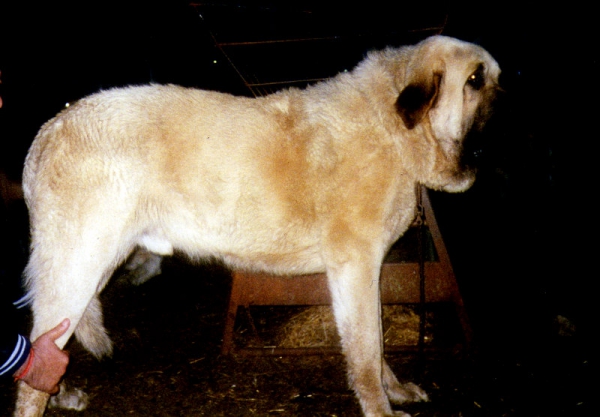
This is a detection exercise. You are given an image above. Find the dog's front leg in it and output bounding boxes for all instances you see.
[327,260,396,417]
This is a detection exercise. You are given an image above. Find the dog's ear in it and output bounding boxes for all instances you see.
[396,72,441,130]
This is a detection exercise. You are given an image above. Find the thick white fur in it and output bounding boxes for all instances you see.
[14,36,500,417]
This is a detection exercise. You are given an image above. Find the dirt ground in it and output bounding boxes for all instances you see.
[1,255,593,417]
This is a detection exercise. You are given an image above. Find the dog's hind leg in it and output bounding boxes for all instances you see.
[16,295,109,416]
[13,383,49,417]
[119,248,163,286]
[75,295,113,359]
[14,208,134,416]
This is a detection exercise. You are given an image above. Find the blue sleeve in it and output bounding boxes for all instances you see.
[0,297,32,379]
[1,186,32,378]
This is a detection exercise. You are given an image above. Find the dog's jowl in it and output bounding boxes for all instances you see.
[15,35,500,417]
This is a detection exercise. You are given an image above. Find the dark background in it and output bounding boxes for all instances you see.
[1,1,597,416]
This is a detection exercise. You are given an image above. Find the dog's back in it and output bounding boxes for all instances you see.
[25,85,324,270]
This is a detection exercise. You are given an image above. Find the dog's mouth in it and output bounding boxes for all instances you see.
[460,85,505,171]
[459,103,502,171]
[459,133,485,171]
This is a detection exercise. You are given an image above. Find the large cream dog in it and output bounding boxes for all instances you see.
[15,35,500,417]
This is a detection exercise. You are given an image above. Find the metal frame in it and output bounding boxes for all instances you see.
[221,187,472,356]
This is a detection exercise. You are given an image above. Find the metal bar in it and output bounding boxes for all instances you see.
[229,344,459,357]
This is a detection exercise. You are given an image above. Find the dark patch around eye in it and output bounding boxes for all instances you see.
[467,64,485,90]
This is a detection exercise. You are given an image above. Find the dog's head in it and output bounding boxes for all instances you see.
[395,36,501,192]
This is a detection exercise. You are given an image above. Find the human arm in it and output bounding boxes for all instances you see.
[13,319,71,394]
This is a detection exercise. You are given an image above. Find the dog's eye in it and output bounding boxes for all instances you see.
[467,65,485,90]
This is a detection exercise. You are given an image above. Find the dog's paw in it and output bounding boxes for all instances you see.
[48,384,89,411]
[386,381,429,405]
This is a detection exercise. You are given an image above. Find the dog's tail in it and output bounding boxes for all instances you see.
[74,296,113,359]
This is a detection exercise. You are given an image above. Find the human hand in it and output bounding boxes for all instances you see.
[17,319,71,394]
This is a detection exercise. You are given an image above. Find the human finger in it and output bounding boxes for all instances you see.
[45,318,71,342]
